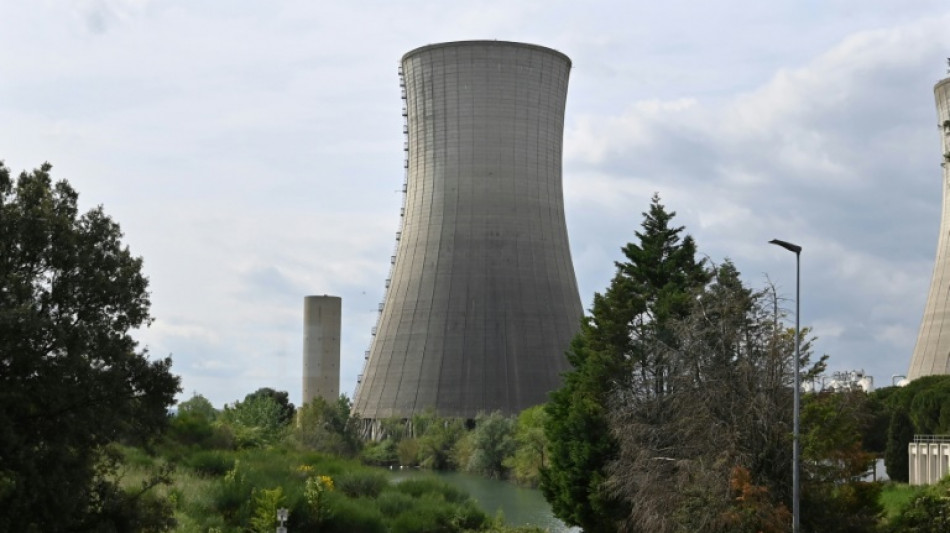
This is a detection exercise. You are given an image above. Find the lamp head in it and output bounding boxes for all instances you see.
[769,238,802,254]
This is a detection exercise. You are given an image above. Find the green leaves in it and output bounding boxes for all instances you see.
[0,161,180,530]
[541,194,706,532]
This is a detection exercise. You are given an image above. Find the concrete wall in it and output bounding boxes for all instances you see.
[909,77,950,379]
[353,41,583,420]
[302,295,341,405]
[909,438,950,485]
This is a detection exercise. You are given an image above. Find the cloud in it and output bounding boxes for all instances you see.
[563,15,950,385]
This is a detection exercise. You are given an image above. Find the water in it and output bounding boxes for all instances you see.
[388,469,579,532]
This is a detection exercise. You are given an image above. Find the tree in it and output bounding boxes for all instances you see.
[505,404,549,487]
[887,476,950,532]
[220,392,289,447]
[178,393,217,421]
[295,395,362,457]
[466,411,516,479]
[242,387,296,425]
[606,261,838,533]
[885,408,913,483]
[542,194,708,532]
[799,391,881,533]
[0,162,180,530]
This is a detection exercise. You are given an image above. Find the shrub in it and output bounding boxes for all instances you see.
[184,450,235,476]
[394,477,468,503]
[397,438,420,466]
[335,470,388,498]
[321,493,386,533]
[389,495,487,533]
[375,491,416,517]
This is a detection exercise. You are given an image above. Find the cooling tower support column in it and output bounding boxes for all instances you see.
[302,295,341,405]
[909,75,950,380]
[353,41,583,421]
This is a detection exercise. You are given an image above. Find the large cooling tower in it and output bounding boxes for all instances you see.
[908,73,950,380]
[302,295,341,405]
[353,41,583,420]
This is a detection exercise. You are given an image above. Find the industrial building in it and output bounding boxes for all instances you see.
[302,295,341,405]
[352,41,583,422]
[908,69,950,380]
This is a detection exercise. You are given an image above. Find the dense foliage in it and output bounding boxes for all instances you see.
[871,375,950,482]
[541,194,708,532]
[0,162,180,530]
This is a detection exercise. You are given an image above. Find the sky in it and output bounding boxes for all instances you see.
[3,0,950,409]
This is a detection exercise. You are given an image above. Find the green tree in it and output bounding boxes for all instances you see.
[505,405,549,487]
[887,476,950,532]
[221,392,289,447]
[178,393,217,421]
[0,162,180,530]
[415,414,466,470]
[885,408,913,483]
[542,194,708,532]
[295,395,363,457]
[168,393,233,449]
[243,387,295,425]
[799,391,882,533]
[249,486,285,533]
[607,261,840,532]
[467,411,516,479]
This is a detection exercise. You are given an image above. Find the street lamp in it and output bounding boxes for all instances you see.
[769,238,801,533]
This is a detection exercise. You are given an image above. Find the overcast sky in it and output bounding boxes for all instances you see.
[3,1,950,408]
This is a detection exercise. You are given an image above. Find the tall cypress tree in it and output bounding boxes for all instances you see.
[541,194,708,532]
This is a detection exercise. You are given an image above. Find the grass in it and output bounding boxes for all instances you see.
[878,482,922,521]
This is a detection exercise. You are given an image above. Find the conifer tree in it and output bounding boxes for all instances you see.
[541,194,708,532]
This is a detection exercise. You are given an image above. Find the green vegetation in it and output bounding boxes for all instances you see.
[116,443,504,532]
[9,168,950,532]
[882,477,950,532]
[542,194,709,533]
[0,162,180,531]
[879,483,919,522]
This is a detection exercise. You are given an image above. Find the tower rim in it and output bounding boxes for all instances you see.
[401,40,571,67]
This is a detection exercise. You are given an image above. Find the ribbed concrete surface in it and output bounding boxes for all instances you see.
[909,77,950,380]
[353,41,582,419]
[302,295,341,405]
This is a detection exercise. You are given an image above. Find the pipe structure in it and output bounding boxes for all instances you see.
[353,41,583,421]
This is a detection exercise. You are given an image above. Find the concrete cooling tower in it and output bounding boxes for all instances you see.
[302,295,341,405]
[353,41,583,421]
[908,71,950,380]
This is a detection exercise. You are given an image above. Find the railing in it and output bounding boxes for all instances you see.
[913,435,950,443]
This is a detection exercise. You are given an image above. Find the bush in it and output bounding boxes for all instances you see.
[321,493,386,533]
[361,439,398,466]
[389,495,487,533]
[394,477,468,503]
[183,450,235,476]
[375,491,416,517]
[397,438,420,466]
[335,470,389,498]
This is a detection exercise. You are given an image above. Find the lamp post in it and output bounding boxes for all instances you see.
[769,238,801,533]
[276,507,289,533]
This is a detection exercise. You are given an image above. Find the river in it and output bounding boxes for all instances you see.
[388,469,579,532]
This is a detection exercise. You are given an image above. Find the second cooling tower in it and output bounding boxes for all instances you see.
[353,41,583,420]
[908,74,950,380]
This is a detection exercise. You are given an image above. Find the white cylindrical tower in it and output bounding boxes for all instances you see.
[303,295,341,405]
[908,73,950,380]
